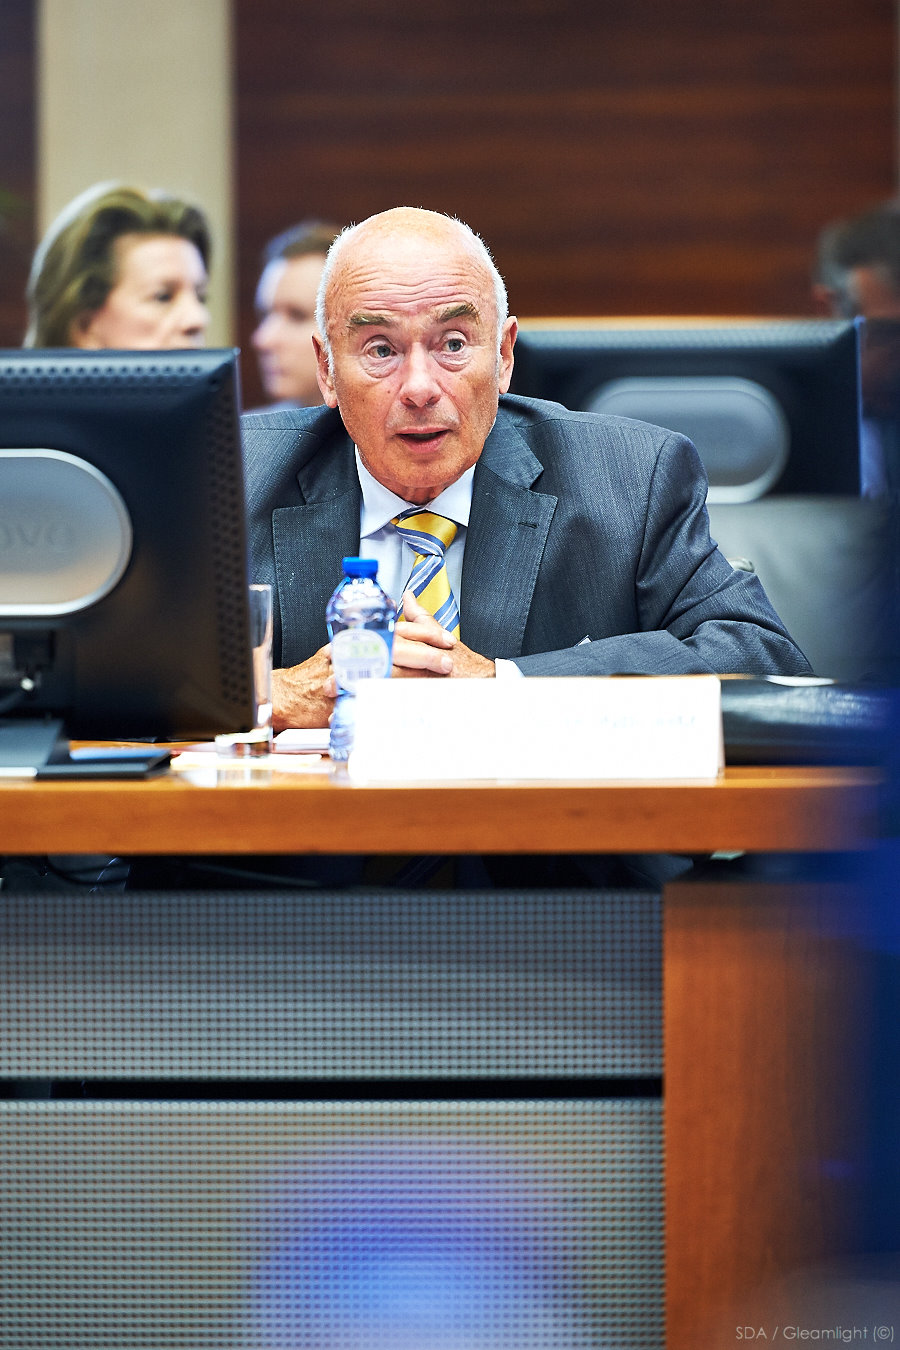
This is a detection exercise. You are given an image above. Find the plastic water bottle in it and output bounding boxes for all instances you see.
[326,557,396,762]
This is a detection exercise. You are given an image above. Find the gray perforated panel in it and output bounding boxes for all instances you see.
[0,890,661,1079]
[0,1098,663,1349]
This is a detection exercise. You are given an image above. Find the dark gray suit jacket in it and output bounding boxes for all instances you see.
[242,393,812,676]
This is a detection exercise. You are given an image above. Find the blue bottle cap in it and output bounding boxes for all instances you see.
[341,556,379,578]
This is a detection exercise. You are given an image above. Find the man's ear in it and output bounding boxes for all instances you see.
[498,316,517,395]
[313,332,339,408]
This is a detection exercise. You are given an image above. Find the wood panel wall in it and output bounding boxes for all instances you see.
[1,1,897,396]
[0,0,36,348]
[235,0,898,406]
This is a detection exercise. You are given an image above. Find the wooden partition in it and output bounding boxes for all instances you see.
[0,0,36,348]
[1,1,897,379]
[234,0,897,405]
[665,877,877,1346]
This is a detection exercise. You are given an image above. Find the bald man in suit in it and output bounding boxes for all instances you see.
[243,206,811,730]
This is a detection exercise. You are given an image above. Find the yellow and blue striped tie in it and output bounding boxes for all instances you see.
[392,509,460,638]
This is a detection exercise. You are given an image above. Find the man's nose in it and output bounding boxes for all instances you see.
[398,345,440,406]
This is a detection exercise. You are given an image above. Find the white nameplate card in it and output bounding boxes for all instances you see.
[348,675,724,782]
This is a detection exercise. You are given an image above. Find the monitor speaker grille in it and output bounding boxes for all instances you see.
[202,367,254,710]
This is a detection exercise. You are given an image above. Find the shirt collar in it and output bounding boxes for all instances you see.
[355,447,475,537]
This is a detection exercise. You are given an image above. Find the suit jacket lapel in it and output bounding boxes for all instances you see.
[272,428,361,666]
[261,403,557,665]
[462,408,557,658]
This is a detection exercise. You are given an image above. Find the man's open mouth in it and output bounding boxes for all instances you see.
[397,429,449,446]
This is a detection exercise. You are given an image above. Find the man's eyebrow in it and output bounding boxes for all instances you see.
[346,303,480,330]
[347,311,391,330]
[438,302,480,323]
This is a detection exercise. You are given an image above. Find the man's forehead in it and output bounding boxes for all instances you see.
[330,271,496,341]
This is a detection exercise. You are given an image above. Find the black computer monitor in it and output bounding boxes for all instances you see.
[0,348,255,761]
[509,318,862,499]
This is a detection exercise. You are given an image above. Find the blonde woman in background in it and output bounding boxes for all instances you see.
[25,181,211,349]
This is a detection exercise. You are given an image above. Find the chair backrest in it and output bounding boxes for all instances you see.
[707,496,898,682]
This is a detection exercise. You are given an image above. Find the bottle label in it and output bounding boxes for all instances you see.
[331,629,392,691]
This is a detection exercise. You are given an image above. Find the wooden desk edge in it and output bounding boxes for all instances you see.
[0,764,882,856]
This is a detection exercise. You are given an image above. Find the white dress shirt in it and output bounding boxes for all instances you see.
[353,449,520,676]
[355,448,471,606]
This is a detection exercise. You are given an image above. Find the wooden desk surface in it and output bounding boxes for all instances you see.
[0,757,880,855]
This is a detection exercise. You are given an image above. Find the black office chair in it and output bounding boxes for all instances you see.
[707,496,897,682]
[590,370,897,682]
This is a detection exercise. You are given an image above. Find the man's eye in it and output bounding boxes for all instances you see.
[154,291,174,304]
[444,336,465,353]
[369,342,393,359]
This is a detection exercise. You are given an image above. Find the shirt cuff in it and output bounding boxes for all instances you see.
[494,657,524,679]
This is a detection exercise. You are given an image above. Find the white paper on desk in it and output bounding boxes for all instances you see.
[273,728,331,753]
[348,675,724,782]
[169,751,326,777]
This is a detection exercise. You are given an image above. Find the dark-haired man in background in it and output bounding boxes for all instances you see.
[252,219,342,408]
[814,201,900,496]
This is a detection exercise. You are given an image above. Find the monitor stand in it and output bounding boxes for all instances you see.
[0,718,69,770]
